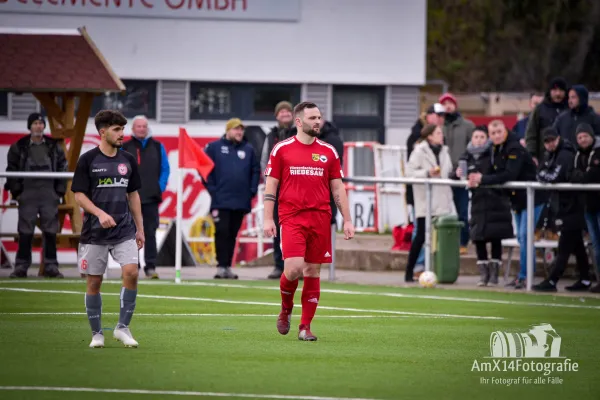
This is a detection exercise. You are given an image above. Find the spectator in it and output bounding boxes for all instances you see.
[122,115,170,279]
[534,127,592,292]
[439,93,475,254]
[468,120,546,289]
[263,101,295,280]
[406,103,445,273]
[404,124,456,282]
[525,77,569,163]
[453,125,513,287]
[553,85,600,143]
[5,113,66,278]
[512,93,543,143]
[570,123,600,293]
[204,118,260,279]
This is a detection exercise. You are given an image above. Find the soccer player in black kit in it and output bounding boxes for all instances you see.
[71,110,145,348]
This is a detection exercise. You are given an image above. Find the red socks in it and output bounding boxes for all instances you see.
[300,277,320,326]
[280,273,299,311]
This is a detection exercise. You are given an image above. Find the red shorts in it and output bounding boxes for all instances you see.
[279,210,332,264]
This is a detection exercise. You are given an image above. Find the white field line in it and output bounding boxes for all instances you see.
[0,312,411,319]
[0,386,382,400]
[0,287,503,320]
[1,279,598,310]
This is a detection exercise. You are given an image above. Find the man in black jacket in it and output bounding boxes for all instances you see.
[5,113,67,278]
[569,123,600,293]
[525,77,569,163]
[533,127,592,292]
[468,120,546,289]
[122,115,170,279]
[553,85,600,144]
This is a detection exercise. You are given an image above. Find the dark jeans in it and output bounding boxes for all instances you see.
[548,229,590,283]
[452,187,470,246]
[272,199,284,271]
[141,202,160,270]
[474,240,502,261]
[405,217,426,281]
[214,209,246,267]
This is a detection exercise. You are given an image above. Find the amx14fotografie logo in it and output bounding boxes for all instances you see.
[471,324,579,386]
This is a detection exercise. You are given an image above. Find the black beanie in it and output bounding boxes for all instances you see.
[576,123,594,137]
[549,77,568,92]
[27,113,46,130]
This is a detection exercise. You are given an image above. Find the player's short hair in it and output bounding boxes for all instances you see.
[94,110,127,132]
[293,102,319,118]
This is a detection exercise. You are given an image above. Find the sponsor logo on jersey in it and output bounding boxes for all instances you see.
[312,153,320,162]
[289,166,324,176]
[98,177,129,187]
[117,163,128,175]
[92,168,107,173]
[320,155,328,163]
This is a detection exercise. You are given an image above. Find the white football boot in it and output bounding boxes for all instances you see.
[89,333,105,348]
[113,327,139,348]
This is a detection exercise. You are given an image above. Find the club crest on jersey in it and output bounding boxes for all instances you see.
[312,153,320,162]
[118,163,127,175]
[237,150,246,159]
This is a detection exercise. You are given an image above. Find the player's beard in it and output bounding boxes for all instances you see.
[302,122,320,137]
[108,137,123,149]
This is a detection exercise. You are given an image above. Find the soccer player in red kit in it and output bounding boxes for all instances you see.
[263,102,355,341]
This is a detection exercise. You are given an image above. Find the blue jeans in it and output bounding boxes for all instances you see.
[411,222,425,265]
[514,204,545,280]
[584,212,600,273]
[452,187,470,246]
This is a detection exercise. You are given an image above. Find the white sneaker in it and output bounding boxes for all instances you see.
[89,333,105,348]
[113,327,139,348]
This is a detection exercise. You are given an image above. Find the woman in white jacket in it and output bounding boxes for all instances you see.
[405,124,457,282]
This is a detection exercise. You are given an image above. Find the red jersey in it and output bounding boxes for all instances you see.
[265,136,343,223]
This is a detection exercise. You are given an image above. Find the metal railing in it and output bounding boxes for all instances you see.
[344,176,600,291]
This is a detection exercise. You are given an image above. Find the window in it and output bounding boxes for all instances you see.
[333,86,385,177]
[189,83,300,121]
[0,92,7,117]
[91,80,157,119]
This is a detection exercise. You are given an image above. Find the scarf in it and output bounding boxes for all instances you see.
[466,140,491,160]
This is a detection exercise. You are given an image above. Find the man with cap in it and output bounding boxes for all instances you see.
[204,118,260,279]
[534,127,592,292]
[406,103,445,271]
[570,123,600,293]
[439,93,475,253]
[5,113,67,278]
[525,77,569,163]
[122,115,170,279]
[262,101,295,279]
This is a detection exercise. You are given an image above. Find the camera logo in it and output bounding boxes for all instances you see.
[489,323,562,358]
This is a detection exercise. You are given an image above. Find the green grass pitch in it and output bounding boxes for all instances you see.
[0,279,598,400]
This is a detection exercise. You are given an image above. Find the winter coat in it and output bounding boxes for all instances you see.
[405,118,425,206]
[525,88,569,160]
[5,134,67,199]
[537,138,585,231]
[457,143,513,241]
[406,140,456,219]
[442,113,475,167]
[481,133,547,212]
[571,138,600,214]
[553,85,600,145]
[204,136,260,212]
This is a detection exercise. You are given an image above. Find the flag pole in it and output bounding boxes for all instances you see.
[175,167,183,284]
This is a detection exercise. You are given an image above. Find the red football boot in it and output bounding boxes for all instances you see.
[277,307,292,335]
[298,324,317,341]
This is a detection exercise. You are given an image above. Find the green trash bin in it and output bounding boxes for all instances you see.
[432,214,464,284]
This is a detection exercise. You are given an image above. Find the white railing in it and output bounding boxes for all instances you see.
[344,176,600,291]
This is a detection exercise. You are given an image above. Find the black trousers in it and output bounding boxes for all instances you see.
[474,240,502,261]
[214,209,246,267]
[549,229,590,283]
[272,199,284,271]
[141,202,160,270]
[406,217,426,281]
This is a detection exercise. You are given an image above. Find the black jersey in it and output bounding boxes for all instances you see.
[71,147,142,245]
